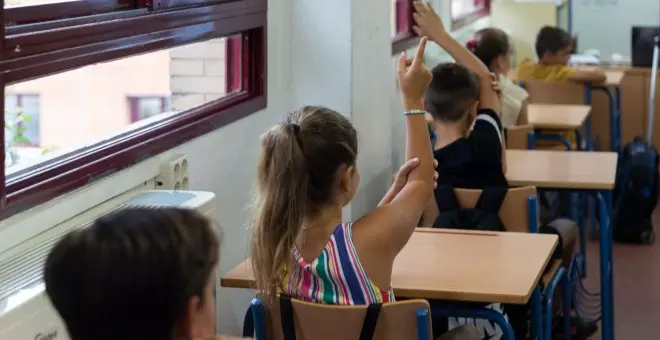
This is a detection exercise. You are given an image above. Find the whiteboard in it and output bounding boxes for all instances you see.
[572,0,660,56]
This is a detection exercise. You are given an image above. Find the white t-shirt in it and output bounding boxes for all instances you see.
[498,74,529,128]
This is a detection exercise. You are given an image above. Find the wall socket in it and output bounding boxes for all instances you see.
[155,154,189,190]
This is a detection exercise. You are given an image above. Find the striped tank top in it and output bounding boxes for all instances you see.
[282,223,395,305]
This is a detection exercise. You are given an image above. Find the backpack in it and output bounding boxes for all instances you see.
[613,137,658,244]
[433,185,508,232]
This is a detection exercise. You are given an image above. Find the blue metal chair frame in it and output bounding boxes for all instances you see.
[247,297,432,340]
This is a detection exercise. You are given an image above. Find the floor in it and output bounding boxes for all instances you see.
[582,209,660,339]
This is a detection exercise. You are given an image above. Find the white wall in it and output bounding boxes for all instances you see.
[0,0,490,336]
[572,0,660,56]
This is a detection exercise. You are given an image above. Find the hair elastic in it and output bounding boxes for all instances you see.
[466,38,478,50]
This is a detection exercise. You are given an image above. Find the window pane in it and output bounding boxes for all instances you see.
[4,35,241,173]
[451,0,485,19]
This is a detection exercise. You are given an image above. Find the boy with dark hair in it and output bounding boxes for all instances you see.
[44,207,232,340]
[516,26,606,83]
[424,62,507,190]
[413,3,522,340]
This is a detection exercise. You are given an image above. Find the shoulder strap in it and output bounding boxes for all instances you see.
[359,303,382,340]
[435,184,460,212]
[475,186,508,214]
[279,295,297,340]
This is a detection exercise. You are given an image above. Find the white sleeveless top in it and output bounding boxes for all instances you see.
[498,74,529,128]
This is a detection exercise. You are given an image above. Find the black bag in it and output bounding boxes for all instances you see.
[613,138,658,244]
[433,185,508,231]
[613,36,659,245]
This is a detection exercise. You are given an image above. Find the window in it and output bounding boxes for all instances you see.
[128,97,171,123]
[0,0,267,219]
[451,0,491,30]
[391,0,419,53]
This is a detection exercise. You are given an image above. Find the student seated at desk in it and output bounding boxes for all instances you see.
[466,28,529,128]
[515,26,604,151]
[412,3,527,340]
[44,208,237,340]
[249,39,478,340]
[516,26,606,84]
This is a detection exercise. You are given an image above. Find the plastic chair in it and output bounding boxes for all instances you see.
[250,296,432,340]
[449,186,571,340]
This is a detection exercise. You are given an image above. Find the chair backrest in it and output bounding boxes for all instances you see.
[521,79,585,105]
[450,186,538,233]
[263,298,431,340]
[506,124,534,150]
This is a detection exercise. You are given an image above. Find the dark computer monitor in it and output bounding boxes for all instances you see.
[632,26,660,67]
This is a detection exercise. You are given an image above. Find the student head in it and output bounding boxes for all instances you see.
[44,207,219,340]
[250,106,358,300]
[466,28,512,75]
[535,26,573,66]
[425,63,480,133]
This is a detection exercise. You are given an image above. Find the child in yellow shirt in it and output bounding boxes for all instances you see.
[516,26,606,149]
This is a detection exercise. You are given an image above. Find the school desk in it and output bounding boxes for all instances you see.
[506,149,618,340]
[221,229,558,340]
[527,104,592,150]
[527,104,591,131]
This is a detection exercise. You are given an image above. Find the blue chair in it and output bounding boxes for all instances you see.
[250,296,432,340]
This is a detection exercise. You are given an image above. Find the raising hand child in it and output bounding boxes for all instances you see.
[249,37,436,308]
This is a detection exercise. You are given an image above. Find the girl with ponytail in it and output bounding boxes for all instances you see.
[250,38,437,306]
[467,28,530,128]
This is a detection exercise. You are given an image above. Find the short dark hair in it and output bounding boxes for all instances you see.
[468,28,511,70]
[535,26,573,58]
[425,63,480,122]
[44,207,219,340]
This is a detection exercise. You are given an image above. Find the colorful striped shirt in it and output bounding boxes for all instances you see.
[281,223,395,305]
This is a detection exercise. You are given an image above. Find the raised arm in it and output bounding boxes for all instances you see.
[357,38,435,256]
[412,1,500,113]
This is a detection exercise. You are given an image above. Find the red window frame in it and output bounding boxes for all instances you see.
[0,0,267,219]
[392,0,420,54]
[451,0,491,31]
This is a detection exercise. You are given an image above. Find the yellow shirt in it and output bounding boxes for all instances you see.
[515,59,578,149]
[515,58,576,82]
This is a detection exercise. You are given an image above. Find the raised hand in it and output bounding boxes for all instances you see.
[397,37,433,107]
[412,1,446,40]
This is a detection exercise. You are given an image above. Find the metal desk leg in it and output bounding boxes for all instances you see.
[431,306,517,340]
[592,86,616,151]
[575,130,583,152]
[543,267,566,340]
[597,191,614,340]
[562,270,572,340]
[584,86,593,151]
[532,285,543,340]
[615,86,622,151]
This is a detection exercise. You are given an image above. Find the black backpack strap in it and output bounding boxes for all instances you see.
[435,185,460,213]
[358,303,382,340]
[279,295,296,340]
[475,186,508,214]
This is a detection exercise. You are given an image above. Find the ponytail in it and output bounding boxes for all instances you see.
[250,123,309,303]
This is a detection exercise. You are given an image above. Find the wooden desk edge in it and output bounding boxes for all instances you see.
[508,179,615,190]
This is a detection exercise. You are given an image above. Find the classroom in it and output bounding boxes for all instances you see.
[0,0,658,339]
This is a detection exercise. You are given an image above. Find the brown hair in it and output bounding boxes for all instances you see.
[535,26,573,58]
[426,63,480,122]
[250,106,358,302]
[466,28,511,71]
[44,207,219,340]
